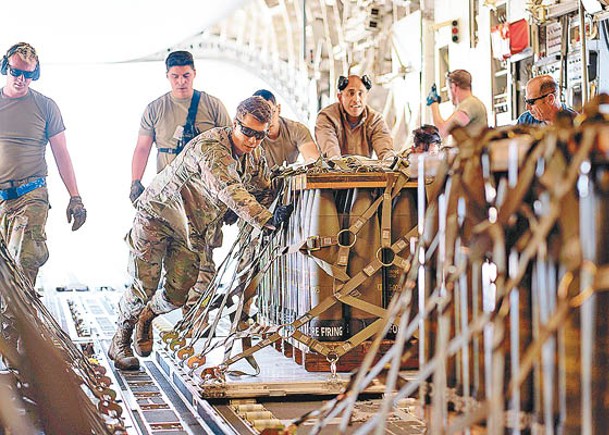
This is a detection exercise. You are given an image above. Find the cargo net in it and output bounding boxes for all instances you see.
[159,149,422,383]
[0,238,125,434]
[288,94,609,434]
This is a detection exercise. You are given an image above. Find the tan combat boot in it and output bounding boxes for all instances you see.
[108,322,140,370]
[134,304,157,357]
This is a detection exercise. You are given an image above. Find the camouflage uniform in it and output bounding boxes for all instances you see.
[118,127,273,323]
[138,91,232,310]
[0,186,49,284]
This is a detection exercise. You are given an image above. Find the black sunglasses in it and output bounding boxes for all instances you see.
[8,65,37,80]
[524,92,552,106]
[236,119,267,140]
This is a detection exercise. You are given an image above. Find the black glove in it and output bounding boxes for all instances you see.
[129,180,145,204]
[271,204,294,227]
[223,209,239,225]
[66,196,86,231]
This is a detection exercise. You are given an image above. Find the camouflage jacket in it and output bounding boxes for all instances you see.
[137,127,273,250]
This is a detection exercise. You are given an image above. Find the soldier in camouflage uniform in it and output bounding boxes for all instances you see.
[109,96,293,370]
[218,89,320,322]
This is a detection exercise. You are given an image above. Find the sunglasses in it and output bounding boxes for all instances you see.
[524,92,552,106]
[236,119,267,140]
[8,65,37,80]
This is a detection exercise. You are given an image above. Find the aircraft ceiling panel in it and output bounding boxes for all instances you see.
[1,0,249,63]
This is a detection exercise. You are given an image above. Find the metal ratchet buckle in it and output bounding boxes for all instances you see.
[306,235,321,251]
[326,351,340,383]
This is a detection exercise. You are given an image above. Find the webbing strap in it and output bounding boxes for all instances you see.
[158,90,201,155]
[380,173,395,248]
[289,235,339,254]
[497,138,544,225]
[213,171,419,371]
[224,336,261,377]
[221,222,420,369]
[338,295,388,319]
[308,256,351,282]
[593,265,609,291]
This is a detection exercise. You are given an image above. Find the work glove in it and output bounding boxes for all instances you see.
[129,180,145,205]
[426,84,441,106]
[66,196,87,231]
[271,204,294,227]
[223,209,239,225]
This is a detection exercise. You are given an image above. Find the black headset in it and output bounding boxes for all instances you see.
[1,42,40,81]
[337,75,372,91]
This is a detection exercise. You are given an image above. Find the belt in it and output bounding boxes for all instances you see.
[158,144,184,155]
[0,177,46,201]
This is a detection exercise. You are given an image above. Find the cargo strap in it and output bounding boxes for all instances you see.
[291,172,408,281]
[0,177,46,201]
[219,222,420,371]
[309,124,604,432]
[189,164,419,376]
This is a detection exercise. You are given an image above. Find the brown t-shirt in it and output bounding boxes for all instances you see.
[261,116,314,167]
[139,90,231,172]
[315,102,393,159]
[455,95,488,137]
[0,88,65,183]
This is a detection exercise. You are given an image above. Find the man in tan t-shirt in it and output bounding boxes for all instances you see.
[129,50,231,202]
[252,89,319,166]
[129,50,231,313]
[315,75,394,159]
[0,42,86,287]
[427,69,488,139]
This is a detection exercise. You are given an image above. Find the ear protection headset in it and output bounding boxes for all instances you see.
[1,42,40,81]
[337,75,372,91]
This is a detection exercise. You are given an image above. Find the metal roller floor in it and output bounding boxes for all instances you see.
[44,288,425,434]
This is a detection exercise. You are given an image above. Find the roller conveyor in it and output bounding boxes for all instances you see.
[43,287,425,434]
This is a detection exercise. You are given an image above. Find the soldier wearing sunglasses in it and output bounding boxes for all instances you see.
[517,75,577,126]
[109,96,293,370]
[0,42,86,287]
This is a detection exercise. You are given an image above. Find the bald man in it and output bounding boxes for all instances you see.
[315,74,394,159]
[517,75,577,125]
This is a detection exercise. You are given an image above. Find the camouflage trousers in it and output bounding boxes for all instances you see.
[118,212,202,324]
[0,187,49,286]
[183,223,221,311]
[184,246,216,311]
